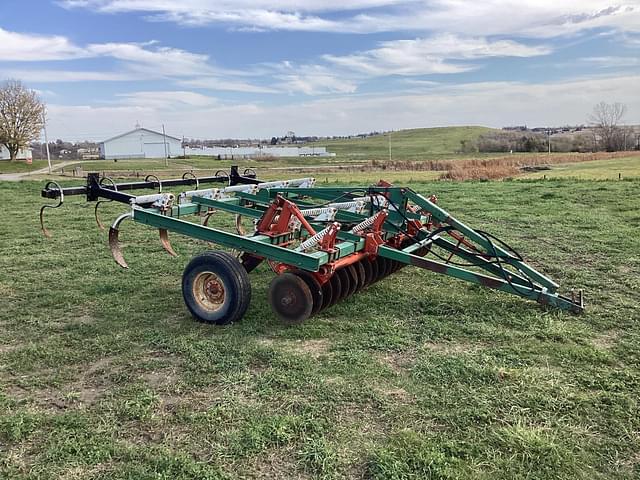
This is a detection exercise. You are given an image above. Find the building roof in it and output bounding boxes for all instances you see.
[101,127,181,144]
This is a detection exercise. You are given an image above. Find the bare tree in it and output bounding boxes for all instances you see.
[589,101,627,152]
[0,80,46,161]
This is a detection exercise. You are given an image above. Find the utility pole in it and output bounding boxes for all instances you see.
[388,130,392,162]
[162,124,168,167]
[42,112,52,173]
[547,129,551,155]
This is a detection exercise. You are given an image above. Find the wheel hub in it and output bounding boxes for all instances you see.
[193,271,225,312]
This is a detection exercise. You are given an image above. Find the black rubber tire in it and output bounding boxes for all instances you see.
[268,273,314,325]
[182,251,252,325]
[294,270,324,317]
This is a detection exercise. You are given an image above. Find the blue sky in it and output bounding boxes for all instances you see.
[0,0,639,140]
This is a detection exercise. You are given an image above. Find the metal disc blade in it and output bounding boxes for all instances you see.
[320,280,333,311]
[268,273,313,325]
[361,259,374,287]
[336,268,351,301]
[293,270,323,316]
[354,261,366,292]
[328,273,342,307]
[369,258,380,285]
[379,257,392,280]
[345,265,359,297]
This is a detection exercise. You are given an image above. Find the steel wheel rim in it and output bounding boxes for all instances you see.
[192,271,226,312]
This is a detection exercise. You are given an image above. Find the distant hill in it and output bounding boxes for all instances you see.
[313,126,497,160]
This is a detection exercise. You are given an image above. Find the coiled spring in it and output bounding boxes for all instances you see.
[350,211,385,234]
[296,223,340,251]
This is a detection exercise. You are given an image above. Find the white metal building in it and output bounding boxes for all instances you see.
[184,145,334,159]
[99,127,182,160]
[0,145,33,161]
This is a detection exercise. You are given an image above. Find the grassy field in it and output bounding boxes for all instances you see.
[314,126,494,160]
[0,160,60,174]
[1,177,639,479]
[521,156,640,180]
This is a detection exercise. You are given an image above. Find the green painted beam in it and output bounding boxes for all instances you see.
[405,189,559,292]
[377,245,580,312]
[132,208,327,271]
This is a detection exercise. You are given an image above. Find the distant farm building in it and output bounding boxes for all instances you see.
[184,145,334,159]
[0,146,33,161]
[99,127,182,159]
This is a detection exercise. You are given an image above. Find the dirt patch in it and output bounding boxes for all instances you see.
[376,385,414,404]
[0,343,17,354]
[246,447,310,479]
[258,337,331,359]
[0,283,16,298]
[288,339,330,358]
[591,330,620,350]
[376,351,414,374]
[141,370,178,389]
[423,340,485,355]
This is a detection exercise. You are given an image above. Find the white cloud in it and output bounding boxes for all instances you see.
[2,69,139,82]
[0,28,269,92]
[85,42,216,76]
[324,34,551,76]
[579,56,640,67]
[278,73,358,95]
[177,77,279,93]
[59,1,640,36]
[0,27,86,61]
[116,90,218,108]
[45,74,640,139]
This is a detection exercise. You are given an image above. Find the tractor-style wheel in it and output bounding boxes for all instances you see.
[269,273,314,325]
[182,251,252,325]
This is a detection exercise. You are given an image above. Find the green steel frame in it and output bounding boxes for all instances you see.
[130,185,582,313]
[40,168,584,315]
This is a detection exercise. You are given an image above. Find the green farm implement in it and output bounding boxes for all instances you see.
[40,166,584,324]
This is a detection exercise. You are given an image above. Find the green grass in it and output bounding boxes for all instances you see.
[1,178,639,478]
[314,126,495,160]
[0,160,58,174]
[522,155,640,180]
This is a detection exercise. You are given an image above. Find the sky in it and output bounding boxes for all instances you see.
[0,1,639,141]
